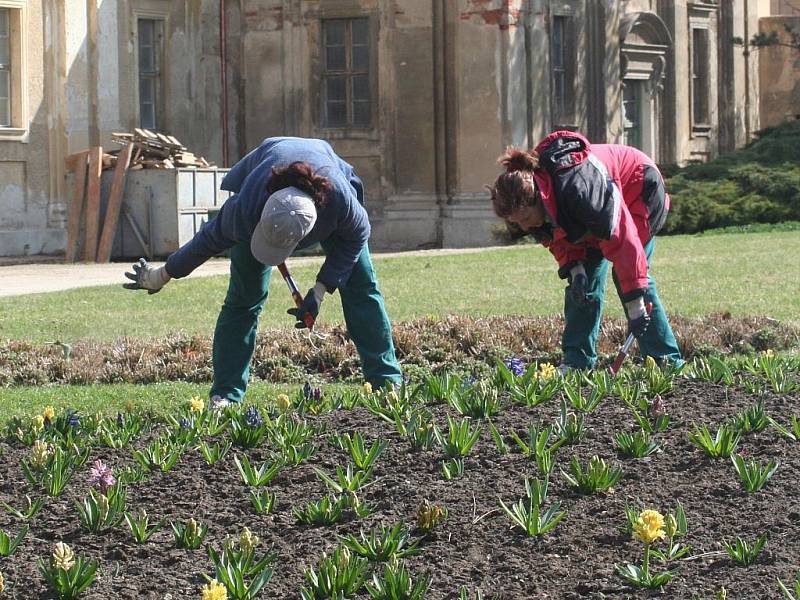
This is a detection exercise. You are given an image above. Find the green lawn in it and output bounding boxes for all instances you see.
[0,382,335,423]
[1,230,798,344]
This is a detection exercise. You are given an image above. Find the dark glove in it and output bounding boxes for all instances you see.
[123,258,171,295]
[625,297,651,338]
[287,284,325,329]
[567,264,590,305]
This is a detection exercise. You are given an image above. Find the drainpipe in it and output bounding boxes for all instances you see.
[743,0,752,140]
[219,0,230,167]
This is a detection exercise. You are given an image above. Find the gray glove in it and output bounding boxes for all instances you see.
[568,263,590,305]
[123,258,171,295]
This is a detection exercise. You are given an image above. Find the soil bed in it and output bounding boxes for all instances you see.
[0,376,799,599]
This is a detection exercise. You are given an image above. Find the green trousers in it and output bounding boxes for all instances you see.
[562,238,683,369]
[210,240,403,402]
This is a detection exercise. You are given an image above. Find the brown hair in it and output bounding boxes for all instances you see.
[489,146,540,218]
[267,161,332,207]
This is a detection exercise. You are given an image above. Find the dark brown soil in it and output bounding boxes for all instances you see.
[0,378,799,599]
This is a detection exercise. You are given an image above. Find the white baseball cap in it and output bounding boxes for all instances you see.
[250,187,318,266]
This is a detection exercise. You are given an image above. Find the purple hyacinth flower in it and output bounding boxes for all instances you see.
[179,417,192,429]
[244,406,263,428]
[88,459,116,493]
[66,410,80,428]
[503,357,526,377]
[116,413,125,428]
[303,381,322,401]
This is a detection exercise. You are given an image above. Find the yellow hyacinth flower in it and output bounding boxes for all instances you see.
[538,363,556,379]
[201,579,227,600]
[43,406,56,421]
[633,509,666,545]
[53,542,75,571]
[31,414,45,433]
[645,355,658,370]
[189,396,205,413]
[276,394,291,411]
[362,382,373,395]
[762,349,775,358]
[239,527,259,554]
[31,440,52,469]
[0,570,5,594]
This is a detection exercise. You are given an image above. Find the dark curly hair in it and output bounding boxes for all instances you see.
[267,161,332,207]
[488,146,540,218]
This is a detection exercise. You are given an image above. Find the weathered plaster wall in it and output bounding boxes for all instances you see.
[759,16,800,127]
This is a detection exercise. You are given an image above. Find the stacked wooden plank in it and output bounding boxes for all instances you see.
[111,129,213,169]
[63,130,214,263]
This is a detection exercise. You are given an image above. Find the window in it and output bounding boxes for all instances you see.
[691,27,710,126]
[622,82,643,150]
[550,16,575,126]
[0,8,11,127]
[322,18,371,128]
[138,18,164,130]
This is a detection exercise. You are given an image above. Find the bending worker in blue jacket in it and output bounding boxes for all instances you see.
[123,137,403,407]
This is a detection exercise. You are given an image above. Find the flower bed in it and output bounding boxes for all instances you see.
[0,355,799,599]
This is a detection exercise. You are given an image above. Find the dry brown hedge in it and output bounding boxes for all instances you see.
[1,313,796,386]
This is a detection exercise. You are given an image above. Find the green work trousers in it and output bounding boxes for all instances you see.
[210,240,402,402]
[562,238,683,370]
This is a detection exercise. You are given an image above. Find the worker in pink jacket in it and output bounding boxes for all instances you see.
[489,130,683,370]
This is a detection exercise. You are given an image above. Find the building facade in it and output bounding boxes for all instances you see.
[758,1,800,128]
[0,0,762,256]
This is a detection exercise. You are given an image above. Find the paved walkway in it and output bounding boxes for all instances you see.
[0,247,496,297]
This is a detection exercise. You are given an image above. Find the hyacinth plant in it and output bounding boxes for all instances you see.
[562,455,623,495]
[651,502,691,563]
[616,510,676,589]
[37,542,98,600]
[415,500,447,533]
[724,534,768,566]
[499,477,565,537]
[124,509,161,544]
[228,406,269,449]
[730,401,769,435]
[313,463,375,515]
[553,399,586,445]
[341,522,420,562]
[201,579,228,600]
[294,494,348,526]
[198,440,233,465]
[436,416,482,459]
[336,432,387,471]
[23,445,90,498]
[97,412,146,449]
[768,414,800,442]
[248,489,276,515]
[132,436,184,472]
[496,359,561,408]
[778,572,800,600]
[687,423,741,459]
[365,560,432,600]
[615,429,661,458]
[731,454,779,493]
[0,525,27,557]
[300,546,369,600]
[171,517,209,550]
[2,495,46,521]
[234,454,283,487]
[449,380,503,419]
[207,527,275,600]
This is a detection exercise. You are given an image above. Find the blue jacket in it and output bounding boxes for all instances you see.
[165,137,371,290]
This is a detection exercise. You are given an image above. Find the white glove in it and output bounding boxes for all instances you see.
[624,296,647,320]
[123,258,172,294]
[311,281,328,304]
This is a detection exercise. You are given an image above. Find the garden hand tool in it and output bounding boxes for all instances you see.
[278,262,316,330]
[610,302,653,376]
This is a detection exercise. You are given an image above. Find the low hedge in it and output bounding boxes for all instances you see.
[1,313,797,386]
[662,120,800,234]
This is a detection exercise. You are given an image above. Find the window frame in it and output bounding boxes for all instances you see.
[549,12,576,129]
[320,17,373,131]
[0,0,28,140]
[690,26,711,129]
[133,12,167,132]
